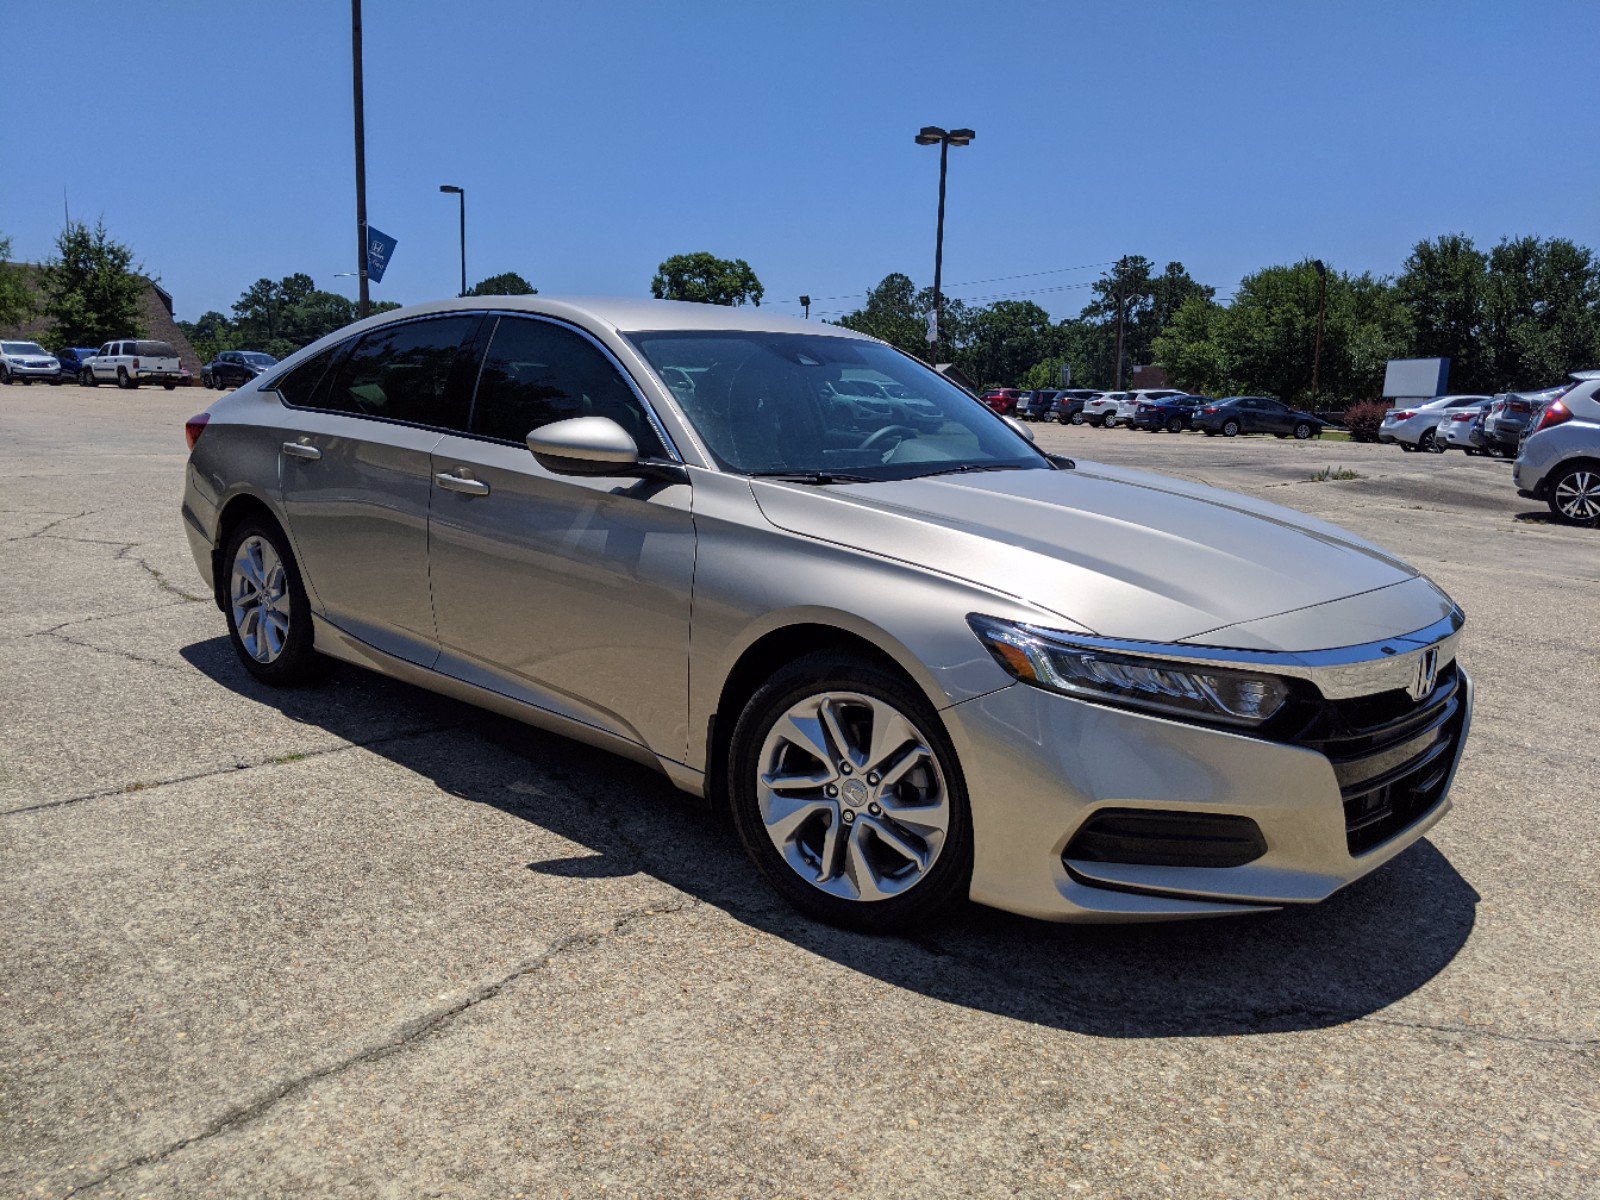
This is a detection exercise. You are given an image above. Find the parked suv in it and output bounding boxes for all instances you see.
[1514,375,1600,526]
[1013,390,1059,421]
[1080,391,1129,427]
[1192,396,1324,439]
[0,341,60,385]
[1378,394,1493,452]
[84,339,183,389]
[1052,389,1102,425]
[205,351,279,389]
[980,387,1020,415]
[181,296,1471,931]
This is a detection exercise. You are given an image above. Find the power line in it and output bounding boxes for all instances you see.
[774,259,1117,305]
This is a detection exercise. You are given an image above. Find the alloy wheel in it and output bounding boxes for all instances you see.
[756,691,949,902]
[229,534,291,663]
[1553,468,1600,523]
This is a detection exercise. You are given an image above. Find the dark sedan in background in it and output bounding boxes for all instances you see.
[1052,389,1102,425]
[1132,394,1208,432]
[1191,396,1324,439]
[1013,389,1060,421]
[204,351,279,389]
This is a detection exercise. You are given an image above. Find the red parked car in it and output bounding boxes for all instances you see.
[981,388,1021,415]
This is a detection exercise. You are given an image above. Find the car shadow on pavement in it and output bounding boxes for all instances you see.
[183,639,1480,1040]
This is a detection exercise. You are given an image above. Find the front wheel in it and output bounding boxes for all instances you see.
[728,653,973,932]
[1547,464,1600,527]
[0,366,10,385]
[1221,419,1241,437]
[1419,428,1442,453]
[1293,422,1315,440]
[223,519,331,685]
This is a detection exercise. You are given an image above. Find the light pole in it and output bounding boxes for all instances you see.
[440,185,466,298]
[914,125,974,360]
[1311,259,1328,400]
[800,294,811,319]
[351,0,370,318]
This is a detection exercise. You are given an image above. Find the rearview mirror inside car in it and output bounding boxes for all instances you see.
[526,416,640,476]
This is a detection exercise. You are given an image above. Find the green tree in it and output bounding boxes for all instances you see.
[39,220,146,346]
[835,273,926,353]
[0,234,37,330]
[1481,236,1600,388]
[467,271,536,296]
[1081,256,1213,385]
[955,300,1064,390]
[1395,234,1489,391]
[650,252,763,306]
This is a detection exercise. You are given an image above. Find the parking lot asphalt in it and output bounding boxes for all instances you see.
[3,386,1596,1199]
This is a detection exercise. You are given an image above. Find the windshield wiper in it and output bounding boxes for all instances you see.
[749,470,876,485]
[912,463,1028,479]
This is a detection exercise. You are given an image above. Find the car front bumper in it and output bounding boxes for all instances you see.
[5,363,59,379]
[942,669,1472,922]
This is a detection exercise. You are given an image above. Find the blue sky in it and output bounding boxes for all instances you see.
[4,1,1596,323]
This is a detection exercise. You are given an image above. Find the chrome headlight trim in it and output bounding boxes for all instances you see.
[975,608,1464,703]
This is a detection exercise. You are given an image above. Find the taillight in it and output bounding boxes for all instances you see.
[1532,401,1572,434]
[1392,410,1414,421]
[185,411,211,450]
[1202,406,1219,414]
[132,357,141,369]
[1509,399,1531,413]
[1450,412,1475,422]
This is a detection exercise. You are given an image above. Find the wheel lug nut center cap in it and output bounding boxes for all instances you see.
[840,778,870,809]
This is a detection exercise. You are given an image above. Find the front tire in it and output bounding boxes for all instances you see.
[1419,428,1442,453]
[728,652,973,932]
[1547,464,1600,527]
[81,369,97,387]
[1293,421,1316,440]
[0,366,10,385]
[222,518,330,685]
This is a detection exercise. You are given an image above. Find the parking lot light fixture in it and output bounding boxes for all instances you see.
[915,125,975,360]
[440,184,466,298]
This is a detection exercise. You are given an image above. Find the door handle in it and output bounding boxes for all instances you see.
[435,471,490,496]
[282,441,321,460]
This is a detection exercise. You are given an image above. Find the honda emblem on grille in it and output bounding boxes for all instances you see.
[1408,647,1440,701]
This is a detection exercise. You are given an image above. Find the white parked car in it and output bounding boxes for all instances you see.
[0,340,60,385]
[1438,398,1495,453]
[1378,394,1493,452]
[1093,388,1185,428]
[83,339,183,390]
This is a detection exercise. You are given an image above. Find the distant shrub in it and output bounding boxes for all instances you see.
[1343,400,1391,442]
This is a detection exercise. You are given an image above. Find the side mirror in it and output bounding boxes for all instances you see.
[526,416,640,476]
[1004,415,1035,442]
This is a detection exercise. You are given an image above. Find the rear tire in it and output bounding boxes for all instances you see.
[1221,419,1241,437]
[117,368,135,390]
[1166,417,1184,433]
[222,518,331,686]
[1069,411,1084,425]
[727,652,973,933]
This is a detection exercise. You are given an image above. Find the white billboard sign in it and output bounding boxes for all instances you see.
[1383,358,1449,399]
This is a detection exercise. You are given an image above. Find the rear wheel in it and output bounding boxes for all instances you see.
[1068,411,1084,425]
[1166,417,1184,433]
[1221,419,1241,437]
[222,518,331,685]
[1104,414,1119,429]
[728,653,973,932]
[117,368,136,389]
[1547,464,1600,527]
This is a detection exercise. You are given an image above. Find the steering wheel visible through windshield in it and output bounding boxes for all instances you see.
[625,330,1049,481]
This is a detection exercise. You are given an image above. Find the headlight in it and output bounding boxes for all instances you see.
[968,615,1290,728]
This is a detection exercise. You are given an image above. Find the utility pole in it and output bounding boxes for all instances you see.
[800,295,811,319]
[1310,260,1328,400]
[1113,288,1126,390]
[351,0,370,319]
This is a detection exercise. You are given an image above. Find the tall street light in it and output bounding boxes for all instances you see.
[440,185,466,298]
[914,125,974,360]
[351,0,370,318]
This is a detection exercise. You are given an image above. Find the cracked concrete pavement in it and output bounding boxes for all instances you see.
[2,386,1596,1197]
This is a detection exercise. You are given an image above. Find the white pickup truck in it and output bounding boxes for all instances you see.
[84,339,183,390]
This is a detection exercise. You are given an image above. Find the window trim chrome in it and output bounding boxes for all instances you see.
[1008,608,1465,701]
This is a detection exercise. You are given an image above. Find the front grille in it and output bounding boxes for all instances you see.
[1289,663,1465,856]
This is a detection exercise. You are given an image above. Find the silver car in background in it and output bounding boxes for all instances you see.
[1438,398,1495,453]
[1514,375,1600,526]
[181,297,1472,930]
[1378,394,1493,452]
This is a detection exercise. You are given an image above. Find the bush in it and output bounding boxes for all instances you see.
[1343,400,1391,442]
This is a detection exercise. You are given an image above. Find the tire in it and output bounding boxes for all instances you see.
[1203,429,1217,436]
[1419,428,1442,453]
[1165,417,1184,433]
[728,652,973,933]
[221,518,331,686]
[81,369,98,387]
[163,382,176,391]
[1069,411,1085,426]
[1546,463,1600,527]
[1221,419,1241,437]
[1104,414,1119,429]
[117,368,136,390]
[0,366,10,385]
[1400,442,1417,453]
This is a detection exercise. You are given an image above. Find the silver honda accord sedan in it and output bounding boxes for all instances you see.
[181,297,1472,931]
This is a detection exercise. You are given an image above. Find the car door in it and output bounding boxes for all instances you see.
[426,312,695,760]
[275,313,481,665]
[1258,399,1292,433]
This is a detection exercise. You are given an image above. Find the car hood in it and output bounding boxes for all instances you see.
[751,462,1438,647]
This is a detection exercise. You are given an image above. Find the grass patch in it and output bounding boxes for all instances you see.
[1308,465,1364,482]
[1317,429,1353,442]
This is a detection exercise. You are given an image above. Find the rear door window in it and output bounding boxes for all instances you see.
[468,315,666,457]
[273,344,344,409]
[322,315,479,429]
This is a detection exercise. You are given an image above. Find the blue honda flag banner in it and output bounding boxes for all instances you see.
[366,226,398,284]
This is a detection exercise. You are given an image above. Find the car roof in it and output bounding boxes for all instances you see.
[342,295,871,340]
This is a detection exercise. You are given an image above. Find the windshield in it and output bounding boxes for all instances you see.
[2,342,49,356]
[627,331,1048,480]
[241,352,278,366]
